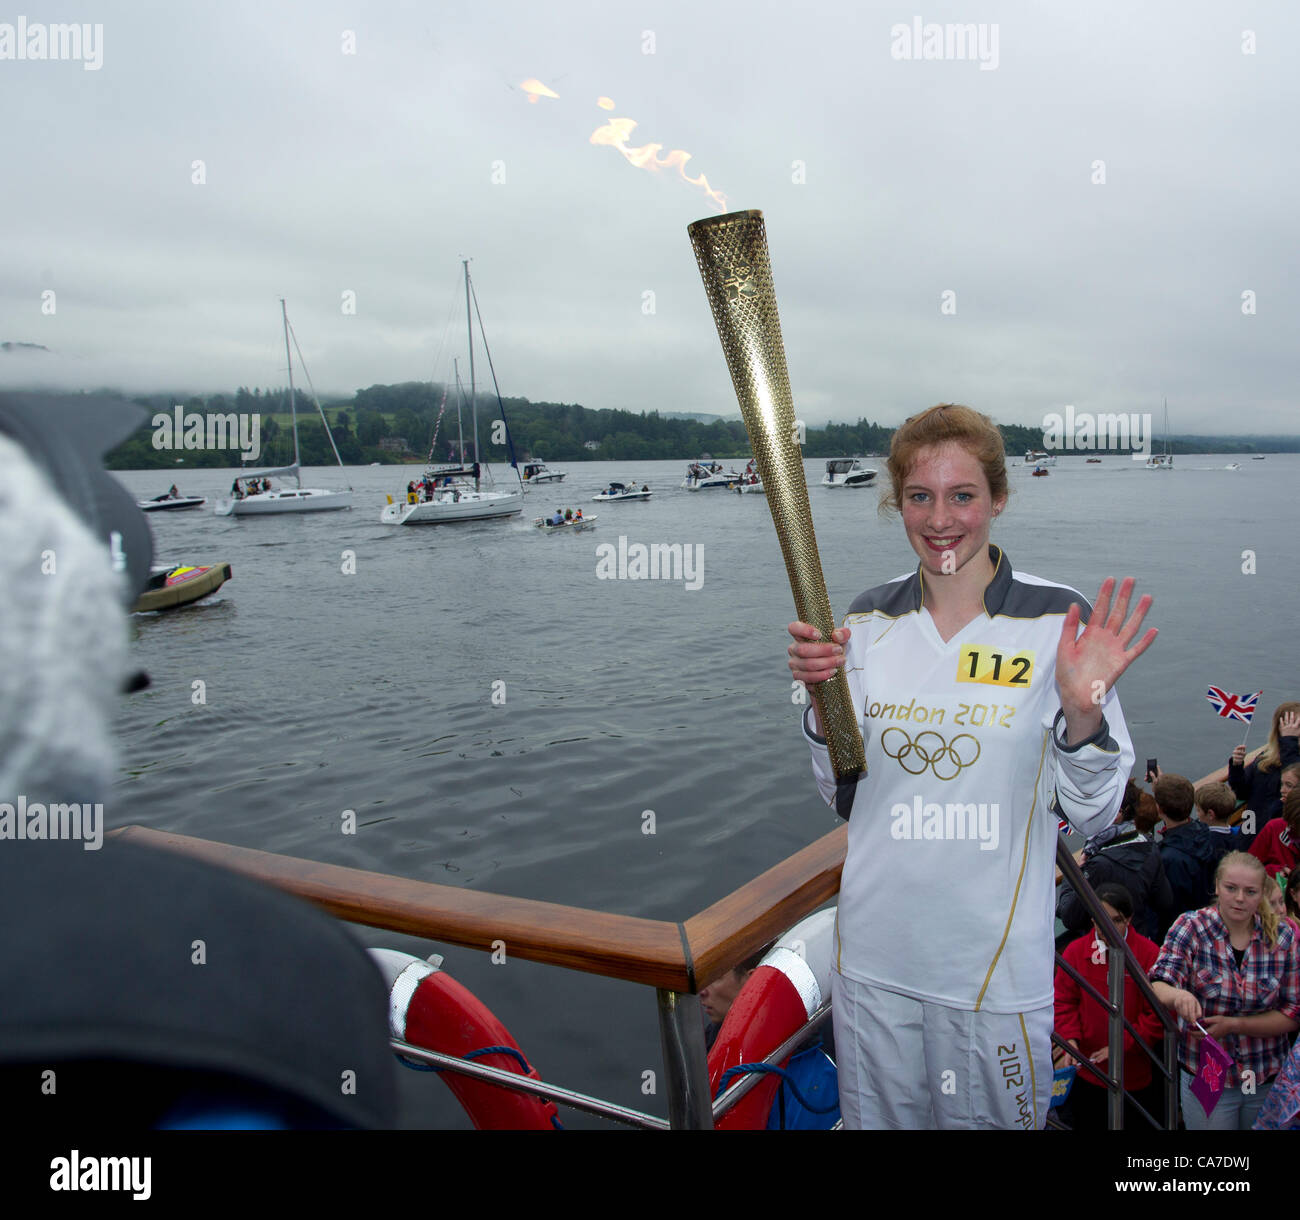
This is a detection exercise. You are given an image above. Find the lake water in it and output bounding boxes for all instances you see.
[111,454,1296,1127]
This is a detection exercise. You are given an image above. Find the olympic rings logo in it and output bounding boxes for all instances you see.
[880,728,981,780]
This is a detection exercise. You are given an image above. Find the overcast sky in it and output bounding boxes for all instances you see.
[2,0,1296,435]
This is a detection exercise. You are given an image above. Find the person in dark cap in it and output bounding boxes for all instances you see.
[0,391,398,1129]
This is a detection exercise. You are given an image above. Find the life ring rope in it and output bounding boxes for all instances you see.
[716,1061,840,1117]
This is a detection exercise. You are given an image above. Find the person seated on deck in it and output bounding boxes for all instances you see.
[168,484,179,498]
[574,509,582,520]
[1228,704,1300,825]
[1250,790,1300,882]
[700,943,839,1130]
[564,508,572,521]
[641,484,649,492]
[230,478,243,499]
[1198,781,1245,861]
[550,509,563,526]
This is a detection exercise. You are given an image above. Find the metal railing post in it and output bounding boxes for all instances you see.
[1107,932,1126,1129]
[656,989,714,1129]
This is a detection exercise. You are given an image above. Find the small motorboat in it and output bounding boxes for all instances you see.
[521,460,567,485]
[138,490,205,512]
[133,562,233,613]
[1085,458,1102,464]
[534,514,596,532]
[682,457,743,490]
[822,458,877,488]
[592,482,651,502]
[1031,466,1050,477]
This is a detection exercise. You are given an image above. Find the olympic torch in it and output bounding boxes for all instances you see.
[687,210,866,794]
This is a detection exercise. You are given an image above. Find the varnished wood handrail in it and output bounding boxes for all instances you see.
[684,826,847,987]
[109,827,689,990]
[108,824,848,992]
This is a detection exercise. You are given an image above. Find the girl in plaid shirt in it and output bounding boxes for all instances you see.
[1151,851,1300,1129]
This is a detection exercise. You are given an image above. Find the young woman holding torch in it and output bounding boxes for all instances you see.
[787,404,1157,1129]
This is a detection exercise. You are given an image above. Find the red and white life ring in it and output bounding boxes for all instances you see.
[369,948,559,1130]
[706,907,836,1129]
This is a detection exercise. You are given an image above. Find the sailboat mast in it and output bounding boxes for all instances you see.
[465,260,479,489]
[281,298,301,480]
[454,357,464,465]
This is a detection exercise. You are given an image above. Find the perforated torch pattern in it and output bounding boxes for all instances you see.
[687,210,866,782]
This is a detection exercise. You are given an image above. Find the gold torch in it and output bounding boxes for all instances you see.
[688,210,866,802]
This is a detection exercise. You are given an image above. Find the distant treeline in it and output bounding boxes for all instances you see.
[100,383,1297,469]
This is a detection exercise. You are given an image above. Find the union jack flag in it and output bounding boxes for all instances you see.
[1206,687,1261,723]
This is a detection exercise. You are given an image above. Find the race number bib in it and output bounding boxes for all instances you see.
[957,644,1034,689]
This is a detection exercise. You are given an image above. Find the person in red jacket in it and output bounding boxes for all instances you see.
[1053,883,1167,1129]
[1249,790,1300,881]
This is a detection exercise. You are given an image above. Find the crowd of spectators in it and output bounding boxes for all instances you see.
[1053,703,1300,1129]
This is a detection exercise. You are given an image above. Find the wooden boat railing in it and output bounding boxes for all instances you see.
[109,822,847,1129]
[108,822,1178,1130]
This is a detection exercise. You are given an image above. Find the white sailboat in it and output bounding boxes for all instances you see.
[213,301,353,515]
[381,261,524,525]
[1144,399,1174,470]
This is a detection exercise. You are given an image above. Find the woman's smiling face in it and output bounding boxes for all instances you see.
[900,442,1006,578]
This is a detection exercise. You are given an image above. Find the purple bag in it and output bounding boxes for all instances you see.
[1190,1025,1234,1117]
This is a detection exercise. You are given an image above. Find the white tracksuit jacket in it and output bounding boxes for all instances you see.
[805,546,1134,1013]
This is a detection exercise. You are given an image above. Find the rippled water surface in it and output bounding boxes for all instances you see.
[112,456,1297,1126]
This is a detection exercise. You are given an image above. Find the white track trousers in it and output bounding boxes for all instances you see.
[832,970,1052,1129]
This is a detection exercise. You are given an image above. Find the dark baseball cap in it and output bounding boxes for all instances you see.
[0,391,154,605]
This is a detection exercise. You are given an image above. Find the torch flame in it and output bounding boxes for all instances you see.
[589,115,727,212]
[520,78,560,104]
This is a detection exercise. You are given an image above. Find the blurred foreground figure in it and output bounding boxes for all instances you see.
[0,395,396,1128]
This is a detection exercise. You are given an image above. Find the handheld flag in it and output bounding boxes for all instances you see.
[1190,1022,1234,1117]
[1050,1064,1077,1109]
[1206,687,1261,724]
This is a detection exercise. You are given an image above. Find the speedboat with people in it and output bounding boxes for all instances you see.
[821,458,877,489]
[138,485,205,512]
[592,481,651,502]
[534,511,596,532]
[732,458,764,493]
[1024,449,1057,466]
[682,457,744,490]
